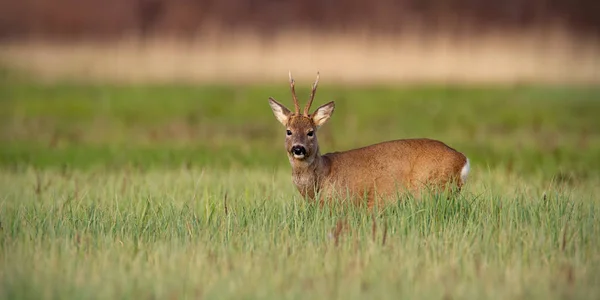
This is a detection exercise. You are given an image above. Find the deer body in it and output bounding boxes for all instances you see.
[269,72,470,207]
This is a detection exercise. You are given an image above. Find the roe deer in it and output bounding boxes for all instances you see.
[268,72,470,207]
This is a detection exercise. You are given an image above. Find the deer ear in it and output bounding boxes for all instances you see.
[312,101,335,127]
[268,98,292,126]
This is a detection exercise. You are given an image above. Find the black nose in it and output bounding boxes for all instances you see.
[291,145,306,156]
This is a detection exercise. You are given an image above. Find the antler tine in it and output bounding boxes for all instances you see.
[289,71,300,114]
[304,72,320,116]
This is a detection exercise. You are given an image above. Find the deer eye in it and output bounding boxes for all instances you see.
[286,130,292,136]
[307,130,314,137]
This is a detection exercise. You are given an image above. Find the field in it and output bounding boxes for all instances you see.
[1,75,600,299]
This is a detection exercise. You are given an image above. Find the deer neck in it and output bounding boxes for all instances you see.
[290,152,329,199]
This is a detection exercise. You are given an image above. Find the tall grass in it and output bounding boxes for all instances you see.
[1,167,599,299]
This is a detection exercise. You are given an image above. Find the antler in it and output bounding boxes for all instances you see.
[289,71,300,114]
[304,72,320,116]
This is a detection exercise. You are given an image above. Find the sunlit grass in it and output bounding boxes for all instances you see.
[1,167,599,299]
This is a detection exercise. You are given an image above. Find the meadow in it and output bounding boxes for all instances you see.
[1,75,600,299]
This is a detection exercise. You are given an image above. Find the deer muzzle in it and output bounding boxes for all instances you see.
[291,145,307,159]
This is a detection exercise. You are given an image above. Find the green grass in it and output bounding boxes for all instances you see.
[2,82,600,175]
[1,79,600,299]
[1,168,599,299]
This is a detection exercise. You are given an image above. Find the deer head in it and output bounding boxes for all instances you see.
[268,72,335,164]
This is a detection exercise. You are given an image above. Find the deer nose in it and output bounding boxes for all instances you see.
[291,145,307,156]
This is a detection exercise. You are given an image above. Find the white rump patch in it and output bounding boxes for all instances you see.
[461,158,471,184]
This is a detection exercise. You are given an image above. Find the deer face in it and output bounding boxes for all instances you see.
[267,72,334,163]
[285,115,317,160]
[269,99,335,162]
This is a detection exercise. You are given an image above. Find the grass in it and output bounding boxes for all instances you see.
[1,168,599,299]
[2,81,599,174]
[1,78,600,299]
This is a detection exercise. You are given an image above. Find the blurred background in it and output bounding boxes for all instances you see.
[1,0,599,83]
[0,0,599,179]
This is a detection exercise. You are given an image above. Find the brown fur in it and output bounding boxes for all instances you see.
[269,73,469,208]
